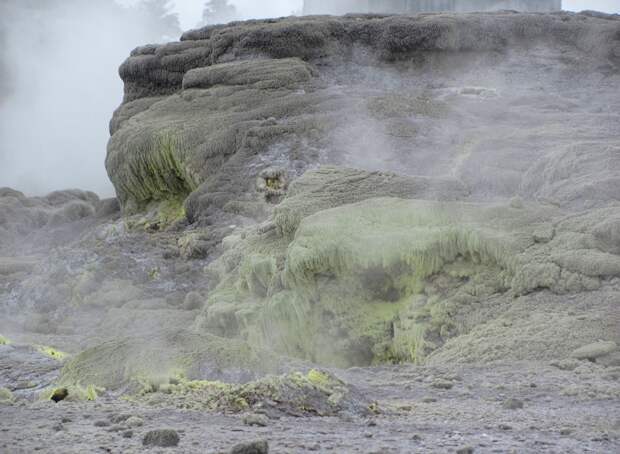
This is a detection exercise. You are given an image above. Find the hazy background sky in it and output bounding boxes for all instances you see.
[170,0,303,28]
[1,0,618,197]
[564,1,619,15]
[169,1,619,29]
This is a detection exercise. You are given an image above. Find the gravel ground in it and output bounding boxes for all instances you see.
[1,352,618,453]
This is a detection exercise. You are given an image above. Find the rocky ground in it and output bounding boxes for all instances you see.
[0,196,617,452]
[1,10,620,454]
[1,344,619,453]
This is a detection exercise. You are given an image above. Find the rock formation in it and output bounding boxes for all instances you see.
[1,10,619,453]
[103,11,620,369]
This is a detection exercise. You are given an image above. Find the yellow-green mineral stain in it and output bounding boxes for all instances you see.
[36,345,68,361]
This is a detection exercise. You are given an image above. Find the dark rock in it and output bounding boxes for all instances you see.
[456,447,474,454]
[229,440,269,454]
[109,414,131,424]
[431,380,454,390]
[142,429,180,448]
[122,430,133,438]
[50,388,69,403]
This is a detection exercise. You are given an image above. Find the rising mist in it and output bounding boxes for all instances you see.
[0,1,180,196]
[1,0,617,196]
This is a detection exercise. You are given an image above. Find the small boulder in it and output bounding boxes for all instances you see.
[431,379,454,390]
[456,447,474,454]
[502,398,524,410]
[109,414,131,424]
[550,358,581,371]
[142,429,180,448]
[571,341,618,361]
[0,387,14,405]
[178,232,211,260]
[242,414,269,427]
[126,416,144,428]
[532,224,555,243]
[230,440,269,454]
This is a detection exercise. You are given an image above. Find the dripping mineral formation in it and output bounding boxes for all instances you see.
[1,10,620,454]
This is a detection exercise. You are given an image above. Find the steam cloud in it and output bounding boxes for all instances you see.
[0,0,617,196]
[0,1,180,196]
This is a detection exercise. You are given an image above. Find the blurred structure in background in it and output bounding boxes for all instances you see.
[303,0,562,15]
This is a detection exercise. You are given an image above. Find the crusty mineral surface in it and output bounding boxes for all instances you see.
[1,11,619,453]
